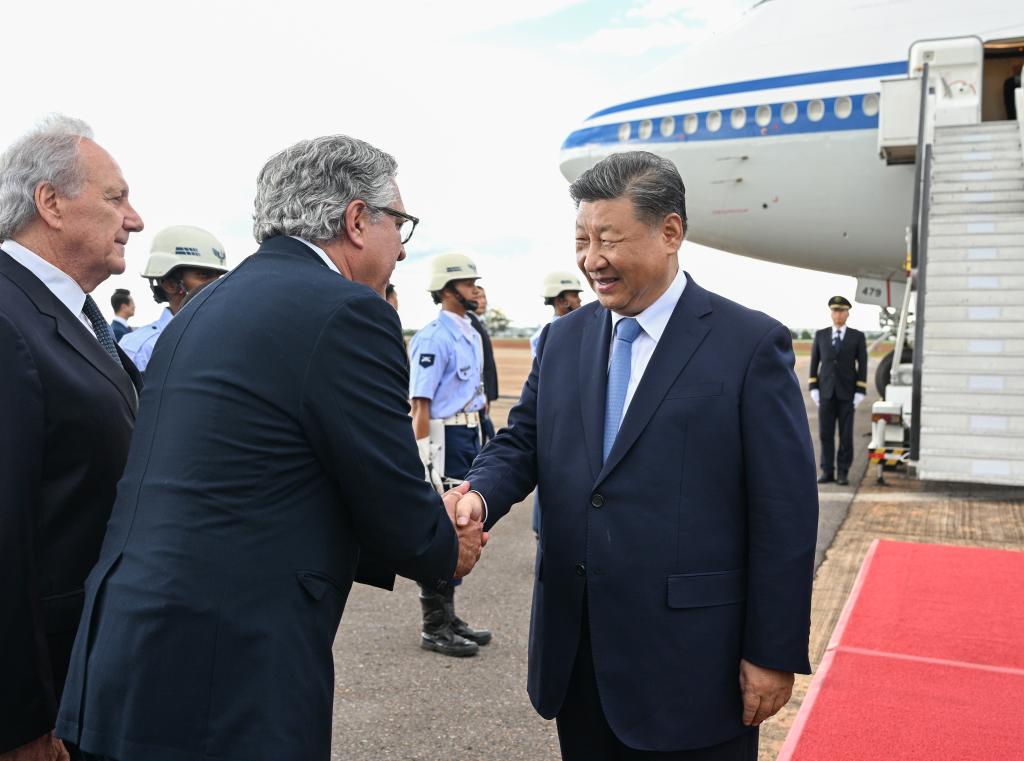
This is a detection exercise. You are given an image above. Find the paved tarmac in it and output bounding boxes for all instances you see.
[330,346,875,760]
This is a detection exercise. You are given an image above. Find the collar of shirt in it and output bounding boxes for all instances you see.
[290,236,340,275]
[1,238,96,336]
[609,266,687,345]
[154,308,175,329]
[833,327,845,339]
[112,315,130,327]
[441,309,479,343]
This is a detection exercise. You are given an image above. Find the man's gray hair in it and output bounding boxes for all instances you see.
[568,151,687,229]
[252,135,398,243]
[0,114,95,239]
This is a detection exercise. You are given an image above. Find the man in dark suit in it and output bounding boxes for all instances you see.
[469,286,499,443]
[55,135,483,761]
[453,152,818,760]
[809,296,868,486]
[0,116,144,759]
[109,288,134,341]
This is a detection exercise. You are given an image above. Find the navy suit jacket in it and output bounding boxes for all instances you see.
[0,254,141,752]
[56,237,458,761]
[466,274,818,752]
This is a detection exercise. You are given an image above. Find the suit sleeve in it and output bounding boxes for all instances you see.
[0,312,56,751]
[856,331,868,393]
[808,331,820,391]
[299,294,457,587]
[465,322,551,530]
[740,323,818,675]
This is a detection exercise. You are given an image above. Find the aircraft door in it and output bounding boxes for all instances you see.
[910,37,983,127]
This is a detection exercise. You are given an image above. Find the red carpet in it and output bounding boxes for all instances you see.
[777,540,1024,761]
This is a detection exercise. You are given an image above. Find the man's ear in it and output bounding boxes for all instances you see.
[662,213,685,250]
[344,200,368,250]
[34,182,62,230]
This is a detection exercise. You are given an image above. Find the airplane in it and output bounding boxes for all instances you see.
[559,0,1024,392]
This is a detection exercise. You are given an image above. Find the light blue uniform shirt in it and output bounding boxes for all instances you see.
[409,310,486,419]
[118,307,174,372]
[530,314,562,359]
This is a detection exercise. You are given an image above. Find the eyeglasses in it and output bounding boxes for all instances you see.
[368,205,419,245]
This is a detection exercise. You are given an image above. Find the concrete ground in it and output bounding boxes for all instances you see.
[330,344,1022,761]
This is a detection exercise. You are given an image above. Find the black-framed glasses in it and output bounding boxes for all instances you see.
[369,205,419,245]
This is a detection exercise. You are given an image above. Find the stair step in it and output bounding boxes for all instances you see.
[920,373,1024,392]
[925,274,1024,290]
[930,201,1024,214]
[924,322,1024,340]
[926,305,1024,321]
[929,218,1024,235]
[929,235,1024,250]
[932,169,1024,183]
[932,179,1024,193]
[925,353,1024,372]
[917,459,1024,485]
[923,337,1024,353]
[920,431,1024,456]
[935,130,1021,147]
[932,189,1024,202]
[925,290,1024,307]
[930,157,1024,172]
[921,390,1024,413]
[936,120,1018,133]
[927,246,1024,262]
[928,260,1024,276]
[933,141,1021,157]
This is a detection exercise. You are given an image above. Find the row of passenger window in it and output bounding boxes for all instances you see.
[618,93,881,142]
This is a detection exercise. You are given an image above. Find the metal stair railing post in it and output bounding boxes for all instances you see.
[909,62,932,463]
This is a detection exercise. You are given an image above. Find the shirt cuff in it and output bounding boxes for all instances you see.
[470,490,489,522]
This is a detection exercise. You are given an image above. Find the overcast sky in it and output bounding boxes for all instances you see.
[1,0,873,333]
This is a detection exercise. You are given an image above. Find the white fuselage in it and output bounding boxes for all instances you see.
[559,0,1024,285]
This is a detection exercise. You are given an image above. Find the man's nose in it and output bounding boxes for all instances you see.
[397,243,407,262]
[124,202,144,232]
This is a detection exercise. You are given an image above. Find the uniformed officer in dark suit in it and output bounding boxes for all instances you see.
[808,296,867,485]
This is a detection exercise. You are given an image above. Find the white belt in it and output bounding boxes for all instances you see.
[442,411,480,427]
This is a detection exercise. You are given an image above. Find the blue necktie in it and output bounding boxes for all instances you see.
[82,295,122,366]
[603,317,643,462]
[833,330,841,352]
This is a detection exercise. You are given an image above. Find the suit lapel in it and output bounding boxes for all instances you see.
[0,255,139,413]
[578,305,612,483]
[596,275,712,485]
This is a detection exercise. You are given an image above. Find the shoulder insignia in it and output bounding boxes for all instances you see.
[419,353,435,368]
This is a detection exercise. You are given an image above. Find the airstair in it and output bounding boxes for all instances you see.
[874,36,1024,486]
[919,121,1024,484]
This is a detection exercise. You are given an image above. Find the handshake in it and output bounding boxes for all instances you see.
[442,482,487,579]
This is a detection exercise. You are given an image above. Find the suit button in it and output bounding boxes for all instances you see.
[575,562,586,577]
[591,493,604,508]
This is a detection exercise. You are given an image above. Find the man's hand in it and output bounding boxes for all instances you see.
[454,490,485,527]
[739,659,794,726]
[853,392,864,408]
[809,389,820,406]
[443,482,485,577]
[0,733,70,761]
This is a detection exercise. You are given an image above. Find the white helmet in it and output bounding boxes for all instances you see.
[427,253,480,292]
[542,271,583,299]
[142,225,229,281]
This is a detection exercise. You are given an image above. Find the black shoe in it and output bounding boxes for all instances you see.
[442,585,492,646]
[419,591,478,657]
[817,473,834,484]
[836,473,850,486]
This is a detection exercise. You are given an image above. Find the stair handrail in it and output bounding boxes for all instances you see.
[908,63,934,463]
[889,268,914,387]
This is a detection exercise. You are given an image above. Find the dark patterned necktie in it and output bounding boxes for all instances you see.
[82,294,122,365]
[833,331,841,352]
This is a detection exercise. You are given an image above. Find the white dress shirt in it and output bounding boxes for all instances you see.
[832,327,846,343]
[1,239,96,337]
[290,236,340,274]
[609,266,687,417]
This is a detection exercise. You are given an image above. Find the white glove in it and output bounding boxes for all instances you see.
[853,392,864,408]
[810,389,820,406]
[417,437,444,494]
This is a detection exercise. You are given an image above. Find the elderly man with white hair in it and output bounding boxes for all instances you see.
[0,116,144,760]
[55,135,484,761]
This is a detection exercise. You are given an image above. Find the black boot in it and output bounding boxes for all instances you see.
[442,584,492,646]
[419,588,478,657]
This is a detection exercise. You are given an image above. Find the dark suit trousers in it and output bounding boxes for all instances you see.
[818,395,854,475]
[556,603,758,761]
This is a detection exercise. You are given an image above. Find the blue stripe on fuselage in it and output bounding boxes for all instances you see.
[587,61,907,119]
[562,94,880,149]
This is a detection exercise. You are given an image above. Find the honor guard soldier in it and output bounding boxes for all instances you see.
[409,252,492,656]
[530,270,583,357]
[119,225,228,373]
[809,295,868,485]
